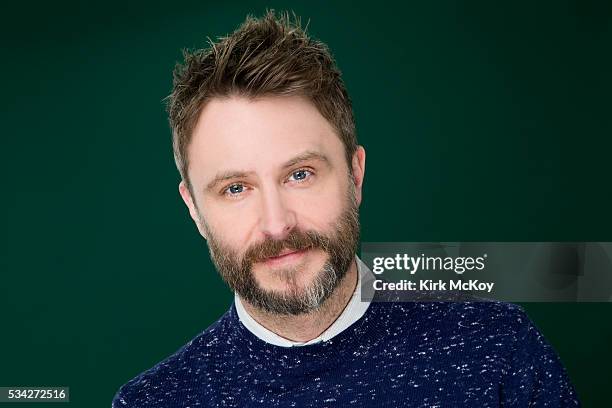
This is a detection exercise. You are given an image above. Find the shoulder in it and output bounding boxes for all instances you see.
[367,300,579,404]
[381,297,528,328]
[376,299,534,350]
[112,308,236,408]
[370,299,551,380]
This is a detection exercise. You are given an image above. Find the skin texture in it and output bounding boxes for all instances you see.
[178,94,366,342]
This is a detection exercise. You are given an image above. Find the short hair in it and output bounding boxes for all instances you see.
[166,9,357,189]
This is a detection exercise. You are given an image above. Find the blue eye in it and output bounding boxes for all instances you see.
[226,184,244,195]
[289,169,312,182]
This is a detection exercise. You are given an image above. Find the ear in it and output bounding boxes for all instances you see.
[178,180,208,240]
[351,146,366,207]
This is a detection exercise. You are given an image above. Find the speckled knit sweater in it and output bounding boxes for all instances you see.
[113,299,580,407]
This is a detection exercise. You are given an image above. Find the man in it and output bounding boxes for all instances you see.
[113,10,580,407]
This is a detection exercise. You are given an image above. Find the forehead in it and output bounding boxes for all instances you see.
[187,95,344,181]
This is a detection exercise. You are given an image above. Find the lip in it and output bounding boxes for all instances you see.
[261,248,308,266]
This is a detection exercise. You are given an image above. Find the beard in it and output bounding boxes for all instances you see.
[200,184,360,316]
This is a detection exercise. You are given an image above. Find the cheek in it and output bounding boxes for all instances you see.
[203,202,258,249]
[292,179,347,230]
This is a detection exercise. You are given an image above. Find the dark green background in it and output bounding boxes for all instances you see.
[1,1,610,406]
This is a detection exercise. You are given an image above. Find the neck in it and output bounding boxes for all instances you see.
[240,258,359,343]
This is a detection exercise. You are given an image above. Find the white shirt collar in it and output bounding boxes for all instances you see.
[234,255,373,347]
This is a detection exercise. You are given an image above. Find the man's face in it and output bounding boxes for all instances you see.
[179,95,366,315]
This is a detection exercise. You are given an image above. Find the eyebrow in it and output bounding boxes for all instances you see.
[281,150,330,169]
[204,150,331,192]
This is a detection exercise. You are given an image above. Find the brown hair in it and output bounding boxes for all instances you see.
[166,9,357,189]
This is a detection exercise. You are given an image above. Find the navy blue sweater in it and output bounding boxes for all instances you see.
[113,300,579,407]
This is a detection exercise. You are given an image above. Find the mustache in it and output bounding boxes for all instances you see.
[242,229,332,265]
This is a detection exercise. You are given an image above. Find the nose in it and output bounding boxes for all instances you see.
[258,185,297,239]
